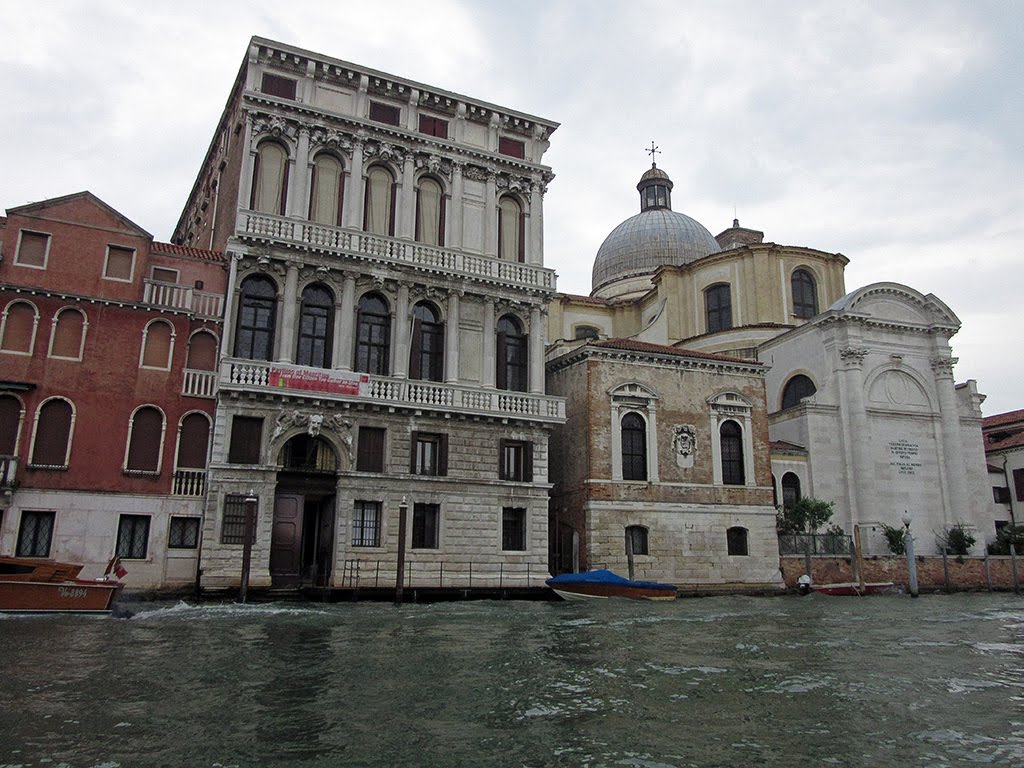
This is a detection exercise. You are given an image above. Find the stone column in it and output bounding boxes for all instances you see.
[445,290,461,383]
[398,152,416,240]
[221,252,242,362]
[837,346,872,526]
[289,126,311,219]
[345,138,365,230]
[484,172,498,258]
[529,179,544,266]
[482,298,496,388]
[394,282,411,378]
[240,116,257,211]
[335,272,357,370]
[278,264,300,363]
[450,162,464,249]
[932,354,969,521]
[529,306,545,394]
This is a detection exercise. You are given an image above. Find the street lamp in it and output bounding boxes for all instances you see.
[240,492,257,604]
[395,496,408,605]
[902,513,919,598]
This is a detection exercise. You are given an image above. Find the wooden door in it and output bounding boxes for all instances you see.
[270,493,303,586]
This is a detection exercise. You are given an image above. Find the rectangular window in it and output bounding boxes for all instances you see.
[499,440,533,482]
[418,114,449,139]
[15,231,50,269]
[115,514,151,559]
[411,432,447,476]
[352,501,381,547]
[502,507,527,551]
[16,510,55,557]
[357,426,386,473]
[151,266,179,284]
[498,137,525,159]
[261,73,297,100]
[1015,468,1024,503]
[412,503,439,549]
[228,416,263,464]
[103,245,136,281]
[221,494,257,545]
[168,516,201,549]
[994,486,1011,504]
[369,101,401,126]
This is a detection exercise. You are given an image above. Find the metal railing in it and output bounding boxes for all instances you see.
[340,558,544,589]
[221,359,566,422]
[239,211,557,292]
[779,533,852,556]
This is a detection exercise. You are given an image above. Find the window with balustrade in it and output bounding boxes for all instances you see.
[173,412,210,496]
[410,302,443,381]
[363,166,396,236]
[496,315,527,392]
[309,153,345,226]
[250,141,289,215]
[296,284,334,368]
[235,276,278,361]
[415,177,445,246]
[355,293,390,375]
[497,196,525,262]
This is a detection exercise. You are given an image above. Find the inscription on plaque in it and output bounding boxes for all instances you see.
[888,439,922,476]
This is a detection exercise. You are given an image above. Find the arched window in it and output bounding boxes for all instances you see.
[140,320,174,369]
[415,177,445,246]
[574,325,600,341]
[720,420,745,485]
[781,374,817,410]
[792,268,818,319]
[354,293,390,375]
[1,300,38,355]
[250,141,289,215]
[186,331,218,371]
[309,153,344,226]
[125,406,165,473]
[621,412,648,481]
[781,472,801,510]
[280,434,338,473]
[705,284,732,333]
[296,284,334,368]
[498,196,525,262]
[363,166,396,236]
[30,398,74,468]
[176,412,210,470]
[727,526,749,556]
[625,525,649,556]
[0,395,24,456]
[235,276,277,360]
[410,301,444,381]
[49,308,86,360]
[496,315,527,392]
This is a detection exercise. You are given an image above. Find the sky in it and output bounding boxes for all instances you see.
[1,0,1020,415]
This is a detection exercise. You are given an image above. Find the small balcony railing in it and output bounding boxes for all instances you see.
[220,359,565,423]
[0,455,17,487]
[143,280,224,319]
[182,369,217,398]
[173,469,207,497]
[239,211,557,293]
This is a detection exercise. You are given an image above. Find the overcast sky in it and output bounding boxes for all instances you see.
[2,1,1020,415]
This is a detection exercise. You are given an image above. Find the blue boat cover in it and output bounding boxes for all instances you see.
[546,569,676,591]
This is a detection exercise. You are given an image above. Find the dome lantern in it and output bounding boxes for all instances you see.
[637,163,673,211]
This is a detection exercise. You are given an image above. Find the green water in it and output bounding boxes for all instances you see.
[2,593,1023,767]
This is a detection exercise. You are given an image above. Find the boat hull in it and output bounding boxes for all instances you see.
[546,569,678,601]
[0,580,122,613]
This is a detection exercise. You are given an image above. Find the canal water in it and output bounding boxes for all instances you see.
[2,593,1023,767]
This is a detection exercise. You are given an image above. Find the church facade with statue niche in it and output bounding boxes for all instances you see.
[547,157,991,579]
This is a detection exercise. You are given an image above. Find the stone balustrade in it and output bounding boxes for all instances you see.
[143,279,224,319]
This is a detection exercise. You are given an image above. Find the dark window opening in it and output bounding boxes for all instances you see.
[625,525,649,556]
[419,114,449,139]
[235,276,277,360]
[792,269,818,319]
[228,416,263,465]
[720,420,745,485]
[410,302,443,381]
[116,514,151,559]
[297,284,334,368]
[781,472,801,509]
[221,495,258,545]
[621,412,647,481]
[411,432,447,476]
[498,137,525,159]
[781,375,817,410]
[502,507,527,551]
[412,503,439,549]
[499,439,533,482]
[261,73,297,100]
[705,284,732,333]
[16,511,55,557]
[356,427,386,473]
[727,526,749,556]
[496,315,527,392]
[355,293,390,375]
[369,101,401,126]
[169,517,201,549]
[352,501,381,547]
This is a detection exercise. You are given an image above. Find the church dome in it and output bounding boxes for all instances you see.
[592,163,720,299]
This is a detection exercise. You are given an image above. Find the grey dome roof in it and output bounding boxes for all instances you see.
[592,208,721,292]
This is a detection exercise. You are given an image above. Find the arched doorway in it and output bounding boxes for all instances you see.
[271,434,339,588]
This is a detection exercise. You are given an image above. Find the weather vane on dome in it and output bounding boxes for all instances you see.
[645,141,660,165]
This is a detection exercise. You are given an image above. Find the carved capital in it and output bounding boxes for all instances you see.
[839,347,869,368]
[930,356,958,377]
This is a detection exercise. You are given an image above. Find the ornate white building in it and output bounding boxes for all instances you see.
[174,38,563,590]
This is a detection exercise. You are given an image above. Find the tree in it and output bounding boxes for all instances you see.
[776,497,835,534]
[936,522,976,562]
[880,523,907,555]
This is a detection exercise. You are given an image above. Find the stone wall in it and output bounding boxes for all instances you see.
[780,554,1024,592]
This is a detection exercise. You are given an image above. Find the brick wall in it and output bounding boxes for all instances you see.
[781,554,1024,591]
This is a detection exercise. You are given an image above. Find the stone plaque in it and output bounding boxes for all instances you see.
[888,439,922,476]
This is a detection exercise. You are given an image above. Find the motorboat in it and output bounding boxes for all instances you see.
[546,569,678,601]
[0,556,124,613]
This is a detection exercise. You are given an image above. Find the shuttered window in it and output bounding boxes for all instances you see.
[356,427,385,473]
[50,308,86,359]
[176,413,210,469]
[498,137,525,159]
[186,331,218,370]
[0,395,22,455]
[31,399,73,468]
[501,507,527,551]
[104,246,135,281]
[125,407,164,473]
[228,416,263,464]
[412,503,440,549]
[261,73,296,100]
[141,321,173,369]
[1,301,36,354]
[1015,468,1024,503]
[369,101,400,126]
[16,231,50,268]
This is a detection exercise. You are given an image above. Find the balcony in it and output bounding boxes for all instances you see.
[239,211,557,294]
[173,469,207,497]
[143,280,224,319]
[221,359,565,423]
[182,369,217,399]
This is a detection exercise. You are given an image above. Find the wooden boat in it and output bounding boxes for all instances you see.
[546,569,678,601]
[811,581,899,596]
[0,556,124,613]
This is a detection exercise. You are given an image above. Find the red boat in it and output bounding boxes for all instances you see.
[0,556,124,613]
[811,581,899,596]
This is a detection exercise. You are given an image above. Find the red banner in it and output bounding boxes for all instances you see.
[268,367,369,396]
